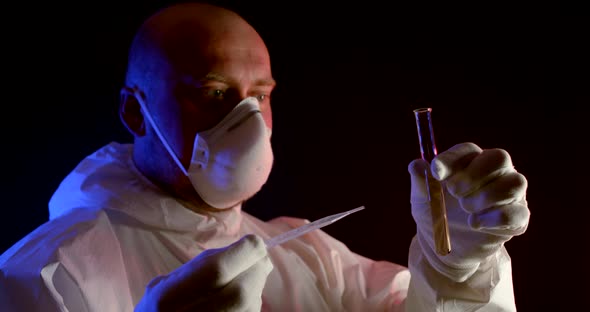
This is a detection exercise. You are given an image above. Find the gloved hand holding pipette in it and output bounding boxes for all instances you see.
[136,235,273,312]
[135,206,365,311]
[408,142,530,282]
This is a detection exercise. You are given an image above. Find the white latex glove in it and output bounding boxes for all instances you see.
[135,234,273,312]
[409,142,530,282]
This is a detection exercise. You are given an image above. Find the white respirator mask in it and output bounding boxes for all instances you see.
[136,94,274,209]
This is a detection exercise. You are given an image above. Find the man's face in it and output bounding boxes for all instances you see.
[149,24,276,169]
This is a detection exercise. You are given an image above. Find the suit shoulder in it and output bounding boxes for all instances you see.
[0,208,108,271]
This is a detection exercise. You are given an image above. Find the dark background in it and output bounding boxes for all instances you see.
[2,1,588,311]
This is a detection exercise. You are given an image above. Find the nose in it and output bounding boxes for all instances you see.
[235,94,272,130]
[227,110,261,132]
[228,92,272,130]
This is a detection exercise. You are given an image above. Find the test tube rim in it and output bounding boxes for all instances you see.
[413,107,433,114]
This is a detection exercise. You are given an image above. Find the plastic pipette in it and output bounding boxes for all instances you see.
[265,206,365,248]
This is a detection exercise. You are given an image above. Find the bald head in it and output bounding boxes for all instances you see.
[120,2,275,210]
[125,2,267,93]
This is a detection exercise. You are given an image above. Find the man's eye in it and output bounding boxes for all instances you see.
[211,89,225,98]
[256,94,268,102]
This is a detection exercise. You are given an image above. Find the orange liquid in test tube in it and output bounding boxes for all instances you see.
[413,108,451,256]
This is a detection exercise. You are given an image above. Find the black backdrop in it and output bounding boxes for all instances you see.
[2,2,588,311]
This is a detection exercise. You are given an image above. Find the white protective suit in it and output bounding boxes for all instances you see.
[0,142,517,311]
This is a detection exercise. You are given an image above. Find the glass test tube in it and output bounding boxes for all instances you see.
[413,108,452,256]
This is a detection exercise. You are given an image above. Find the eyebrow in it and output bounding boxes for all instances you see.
[201,72,277,87]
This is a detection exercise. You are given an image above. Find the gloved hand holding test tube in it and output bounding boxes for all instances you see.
[413,107,452,255]
[265,206,365,248]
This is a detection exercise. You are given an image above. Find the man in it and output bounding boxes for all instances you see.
[0,2,530,311]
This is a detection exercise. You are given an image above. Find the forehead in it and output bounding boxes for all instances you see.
[159,19,272,80]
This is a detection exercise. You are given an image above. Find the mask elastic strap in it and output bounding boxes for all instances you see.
[134,93,189,176]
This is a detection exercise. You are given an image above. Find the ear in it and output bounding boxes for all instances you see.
[120,86,146,137]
